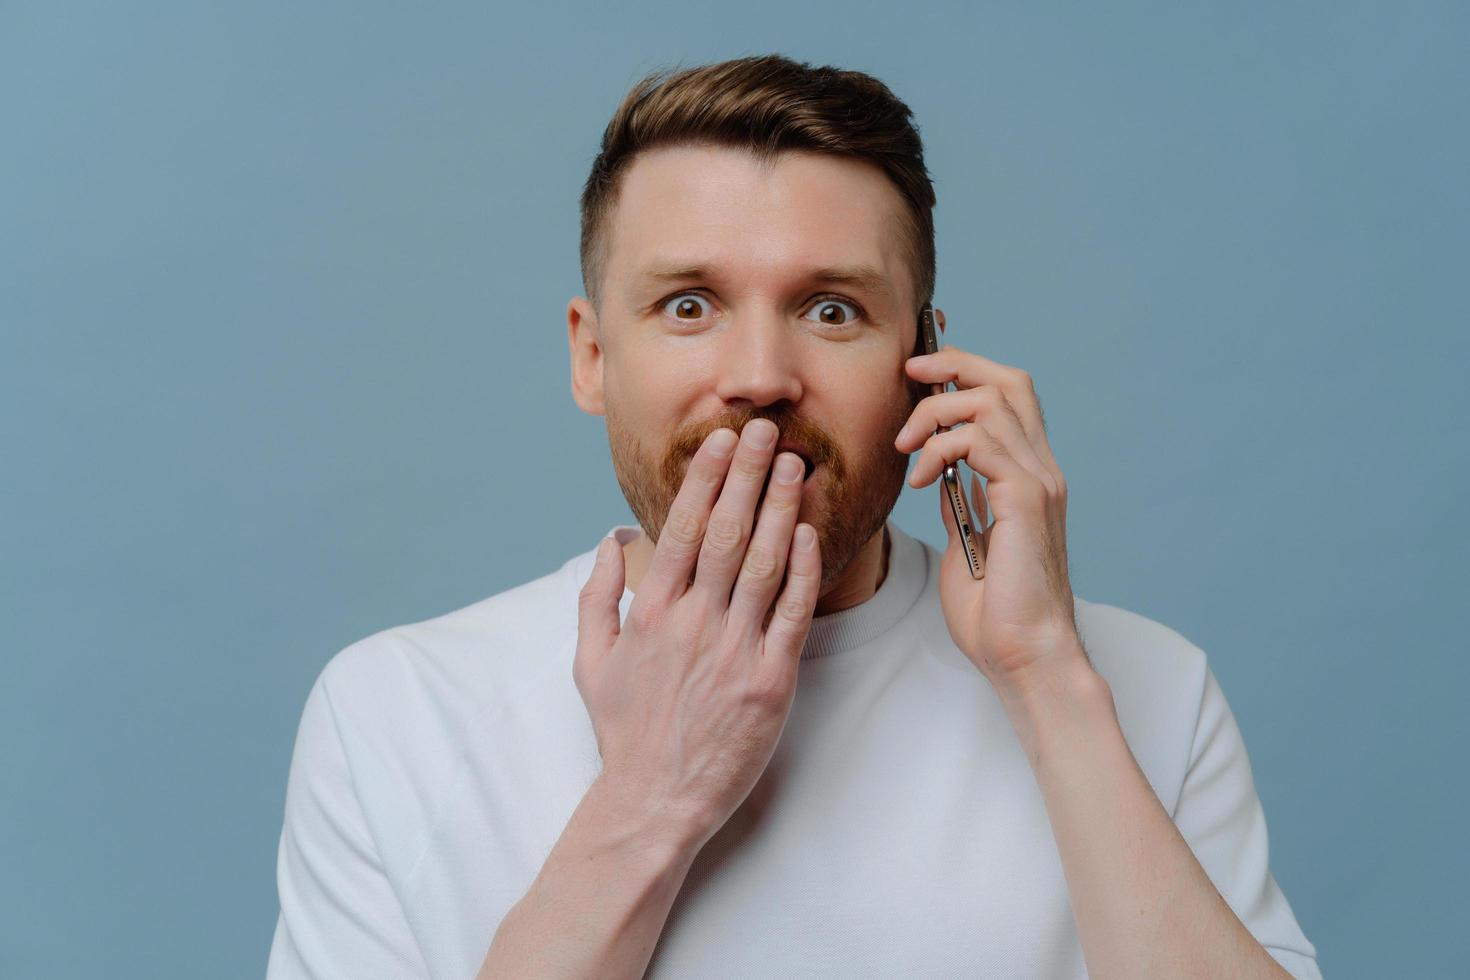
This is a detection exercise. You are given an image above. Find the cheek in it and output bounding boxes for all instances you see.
[606,371,709,465]
[606,362,694,422]
[827,391,919,472]
[869,374,925,428]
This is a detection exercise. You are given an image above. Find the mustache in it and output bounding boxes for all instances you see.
[667,380,927,467]
[668,407,826,464]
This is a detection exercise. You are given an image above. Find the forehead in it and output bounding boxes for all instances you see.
[607,144,911,304]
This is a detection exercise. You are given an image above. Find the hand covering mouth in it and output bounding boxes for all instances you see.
[774,440,818,480]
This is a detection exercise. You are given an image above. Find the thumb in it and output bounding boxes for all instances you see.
[970,471,993,557]
[575,536,625,673]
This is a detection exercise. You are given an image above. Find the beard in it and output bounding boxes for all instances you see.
[605,375,930,595]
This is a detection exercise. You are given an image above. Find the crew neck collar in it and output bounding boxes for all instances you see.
[575,520,928,661]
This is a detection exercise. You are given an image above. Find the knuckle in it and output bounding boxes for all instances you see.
[765,487,800,513]
[747,681,788,715]
[705,514,745,552]
[733,453,769,481]
[692,451,725,481]
[776,592,810,623]
[664,509,704,548]
[741,544,781,581]
[624,603,659,637]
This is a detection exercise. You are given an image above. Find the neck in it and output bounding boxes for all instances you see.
[621,523,891,617]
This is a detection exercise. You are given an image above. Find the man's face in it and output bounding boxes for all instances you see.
[569,143,929,593]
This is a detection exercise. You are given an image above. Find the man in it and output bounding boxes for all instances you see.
[268,54,1322,978]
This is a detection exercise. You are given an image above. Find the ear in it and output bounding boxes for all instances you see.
[935,307,946,333]
[568,296,606,416]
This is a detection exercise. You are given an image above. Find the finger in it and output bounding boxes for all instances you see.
[905,382,1058,490]
[971,471,995,556]
[690,418,779,605]
[907,426,1034,495]
[906,347,1064,485]
[727,450,805,635]
[761,522,820,667]
[638,427,740,611]
[895,390,961,455]
[575,535,625,679]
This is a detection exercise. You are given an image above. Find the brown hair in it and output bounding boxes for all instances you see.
[579,53,937,316]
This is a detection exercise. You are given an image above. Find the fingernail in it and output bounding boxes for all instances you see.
[708,428,738,456]
[796,524,815,549]
[774,453,803,483]
[745,419,777,448]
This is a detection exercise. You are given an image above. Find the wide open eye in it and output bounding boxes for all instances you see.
[801,296,862,328]
[663,293,711,320]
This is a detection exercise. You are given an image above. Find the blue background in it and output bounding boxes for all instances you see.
[3,2,1463,977]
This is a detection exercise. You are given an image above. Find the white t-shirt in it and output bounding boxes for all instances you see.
[267,519,1322,979]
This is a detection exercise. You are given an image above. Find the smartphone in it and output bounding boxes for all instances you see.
[918,302,986,579]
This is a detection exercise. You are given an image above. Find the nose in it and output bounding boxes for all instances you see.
[711,312,804,408]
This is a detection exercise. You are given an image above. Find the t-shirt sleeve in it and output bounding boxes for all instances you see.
[1170,665,1323,979]
[266,674,431,979]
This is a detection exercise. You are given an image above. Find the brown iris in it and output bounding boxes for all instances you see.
[816,302,848,325]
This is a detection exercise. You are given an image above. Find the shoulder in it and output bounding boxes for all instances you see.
[1074,595,1209,687]
[1072,596,1214,797]
[281,547,593,877]
[313,551,584,779]
[318,550,586,736]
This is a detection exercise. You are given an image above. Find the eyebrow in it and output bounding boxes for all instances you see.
[637,263,893,300]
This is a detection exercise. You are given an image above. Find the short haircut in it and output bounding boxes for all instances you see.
[579,53,937,315]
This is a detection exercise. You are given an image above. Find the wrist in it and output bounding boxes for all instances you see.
[588,768,715,858]
[994,658,1114,767]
